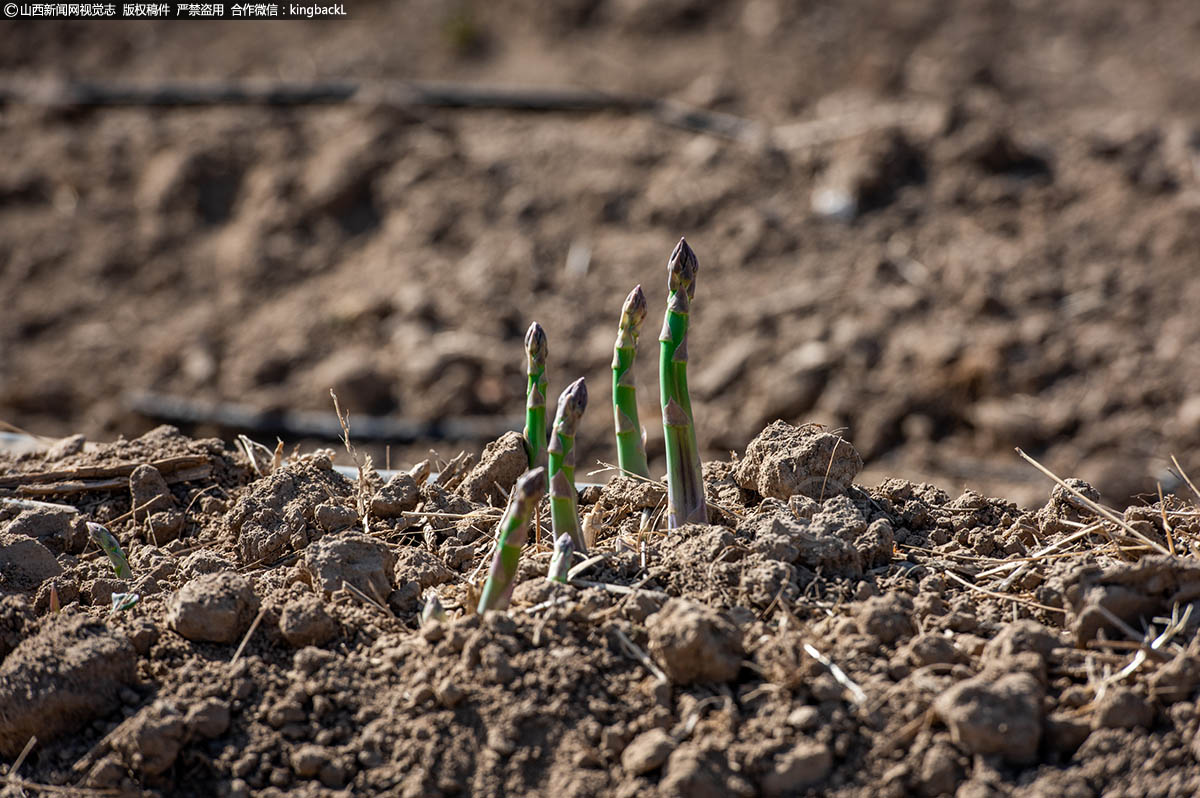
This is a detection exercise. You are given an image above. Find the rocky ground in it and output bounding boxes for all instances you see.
[2,421,1200,797]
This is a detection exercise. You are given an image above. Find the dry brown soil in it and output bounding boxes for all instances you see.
[3,422,1200,798]
[3,0,1200,506]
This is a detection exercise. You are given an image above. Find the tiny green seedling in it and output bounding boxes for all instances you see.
[87,522,132,579]
[110,592,140,614]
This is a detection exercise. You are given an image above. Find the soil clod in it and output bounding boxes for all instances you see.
[734,420,863,501]
[933,671,1044,763]
[167,571,261,644]
[647,598,744,685]
[0,613,137,756]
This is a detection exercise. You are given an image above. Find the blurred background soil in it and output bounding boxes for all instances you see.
[3,0,1200,507]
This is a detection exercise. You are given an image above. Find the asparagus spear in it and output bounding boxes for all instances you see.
[548,377,589,553]
[659,238,708,528]
[523,322,549,467]
[612,285,651,478]
[547,533,573,583]
[87,521,132,579]
[477,467,547,612]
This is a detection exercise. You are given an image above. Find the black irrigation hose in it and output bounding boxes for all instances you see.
[124,390,522,444]
[0,78,759,140]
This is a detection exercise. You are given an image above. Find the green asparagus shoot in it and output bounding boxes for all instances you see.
[523,321,549,467]
[547,533,573,583]
[548,377,588,553]
[477,467,547,612]
[612,285,651,478]
[87,521,132,579]
[659,237,708,528]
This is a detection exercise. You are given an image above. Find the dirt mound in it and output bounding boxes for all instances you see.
[0,613,137,757]
[226,454,354,565]
[1,424,1199,796]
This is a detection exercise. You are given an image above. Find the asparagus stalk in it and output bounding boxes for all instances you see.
[548,377,588,553]
[477,467,547,612]
[659,238,708,528]
[523,322,549,467]
[87,521,132,579]
[547,533,573,583]
[612,285,651,478]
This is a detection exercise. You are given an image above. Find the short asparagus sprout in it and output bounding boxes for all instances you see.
[612,285,650,479]
[548,377,588,554]
[421,593,448,625]
[547,533,573,583]
[659,237,708,528]
[522,321,549,467]
[87,521,132,579]
[477,467,547,612]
